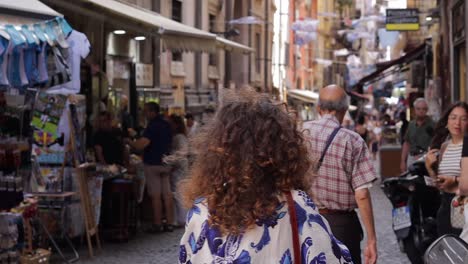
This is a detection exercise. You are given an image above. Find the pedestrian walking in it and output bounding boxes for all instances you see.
[179,89,352,263]
[303,85,378,264]
[119,95,134,138]
[425,102,468,236]
[166,114,189,227]
[398,111,409,145]
[126,102,174,233]
[355,114,368,142]
[400,98,435,172]
[184,113,198,137]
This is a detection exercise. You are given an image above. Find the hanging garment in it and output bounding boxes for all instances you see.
[21,26,41,86]
[5,25,28,91]
[7,43,29,91]
[0,36,11,88]
[45,45,71,88]
[36,41,48,86]
[23,42,41,87]
[47,30,90,94]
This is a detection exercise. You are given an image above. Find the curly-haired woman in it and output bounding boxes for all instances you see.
[178,89,352,263]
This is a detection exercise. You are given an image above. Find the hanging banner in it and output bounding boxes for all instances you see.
[386,9,420,31]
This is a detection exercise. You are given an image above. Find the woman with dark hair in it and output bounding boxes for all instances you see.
[166,114,189,226]
[425,101,468,236]
[355,114,368,141]
[178,89,351,263]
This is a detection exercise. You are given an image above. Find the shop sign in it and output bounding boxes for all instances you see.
[386,9,419,31]
[136,63,154,87]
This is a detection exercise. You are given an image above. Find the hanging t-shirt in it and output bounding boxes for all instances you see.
[5,25,28,91]
[36,42,48,86]
[8,44,29,91]
[47,30,90,94]
[23,41,41,86]
[0,37,11,87]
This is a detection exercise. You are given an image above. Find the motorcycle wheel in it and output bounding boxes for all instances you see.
[403,235,423,264]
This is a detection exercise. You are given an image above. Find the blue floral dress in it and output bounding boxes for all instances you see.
[179,190,353,263]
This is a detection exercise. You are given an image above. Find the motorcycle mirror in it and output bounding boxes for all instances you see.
[408,160,429,176]
[424,234,468,264]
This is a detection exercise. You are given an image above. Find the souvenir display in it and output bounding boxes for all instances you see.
[0,15,94,263]
[31,92,67,165]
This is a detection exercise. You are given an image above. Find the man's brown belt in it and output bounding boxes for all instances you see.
[318,208,355,215]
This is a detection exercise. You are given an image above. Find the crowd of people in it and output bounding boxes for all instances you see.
[91,86,468,263]
[92,100,196,233]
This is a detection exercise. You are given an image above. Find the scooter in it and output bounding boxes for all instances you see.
[424,234,468,264]
[381,159,441,264]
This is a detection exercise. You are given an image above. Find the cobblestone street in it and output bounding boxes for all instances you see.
[77,159,411,264]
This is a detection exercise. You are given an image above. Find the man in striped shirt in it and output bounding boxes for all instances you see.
[303,85,377,264]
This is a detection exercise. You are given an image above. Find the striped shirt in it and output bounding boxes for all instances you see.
[439,141,463,177]
[303,114,377,210]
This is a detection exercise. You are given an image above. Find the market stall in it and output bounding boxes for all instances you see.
[0,12,100,262]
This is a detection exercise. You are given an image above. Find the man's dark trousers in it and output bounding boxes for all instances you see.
[321,211,363,264]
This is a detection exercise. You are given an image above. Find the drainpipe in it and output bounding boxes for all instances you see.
[248,0,252,84]
[264,0,269,93]
[225,0,232,89]
[195,0,202,91]
[152,0,160,90]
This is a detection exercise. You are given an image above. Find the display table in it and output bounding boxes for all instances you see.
[34,192,80,263]
[100,178,138,242]
[379,144,402,179]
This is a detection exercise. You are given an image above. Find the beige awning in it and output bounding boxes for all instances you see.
[216,37,254,54]
[82,0,217,53]
[0,0,61,24]
[288,89,319,103]
[0,0,62,18]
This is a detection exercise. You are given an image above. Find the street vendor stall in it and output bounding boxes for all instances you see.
[0,3,99,260]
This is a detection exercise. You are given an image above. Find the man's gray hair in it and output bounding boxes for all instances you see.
[413,97,428,107]
[317,92,350,112]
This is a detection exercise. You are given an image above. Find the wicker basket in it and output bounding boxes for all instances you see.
[20,249,51,264]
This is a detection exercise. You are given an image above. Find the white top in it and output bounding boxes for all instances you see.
[438,141,463,177]
[179,190,352,263]
[47,30,90,94]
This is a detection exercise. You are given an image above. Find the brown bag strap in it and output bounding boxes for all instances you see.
[286,190,301,264]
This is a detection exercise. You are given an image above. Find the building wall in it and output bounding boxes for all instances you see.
[286,0,296,90]
[316,0,335,89]
[296,0,318,91]
[225,0,274,91]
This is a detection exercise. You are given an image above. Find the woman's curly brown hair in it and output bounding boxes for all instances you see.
[181,89,312,235]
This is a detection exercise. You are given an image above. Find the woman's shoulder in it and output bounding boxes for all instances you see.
[290,190,319,213]
[185,197,210,226]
